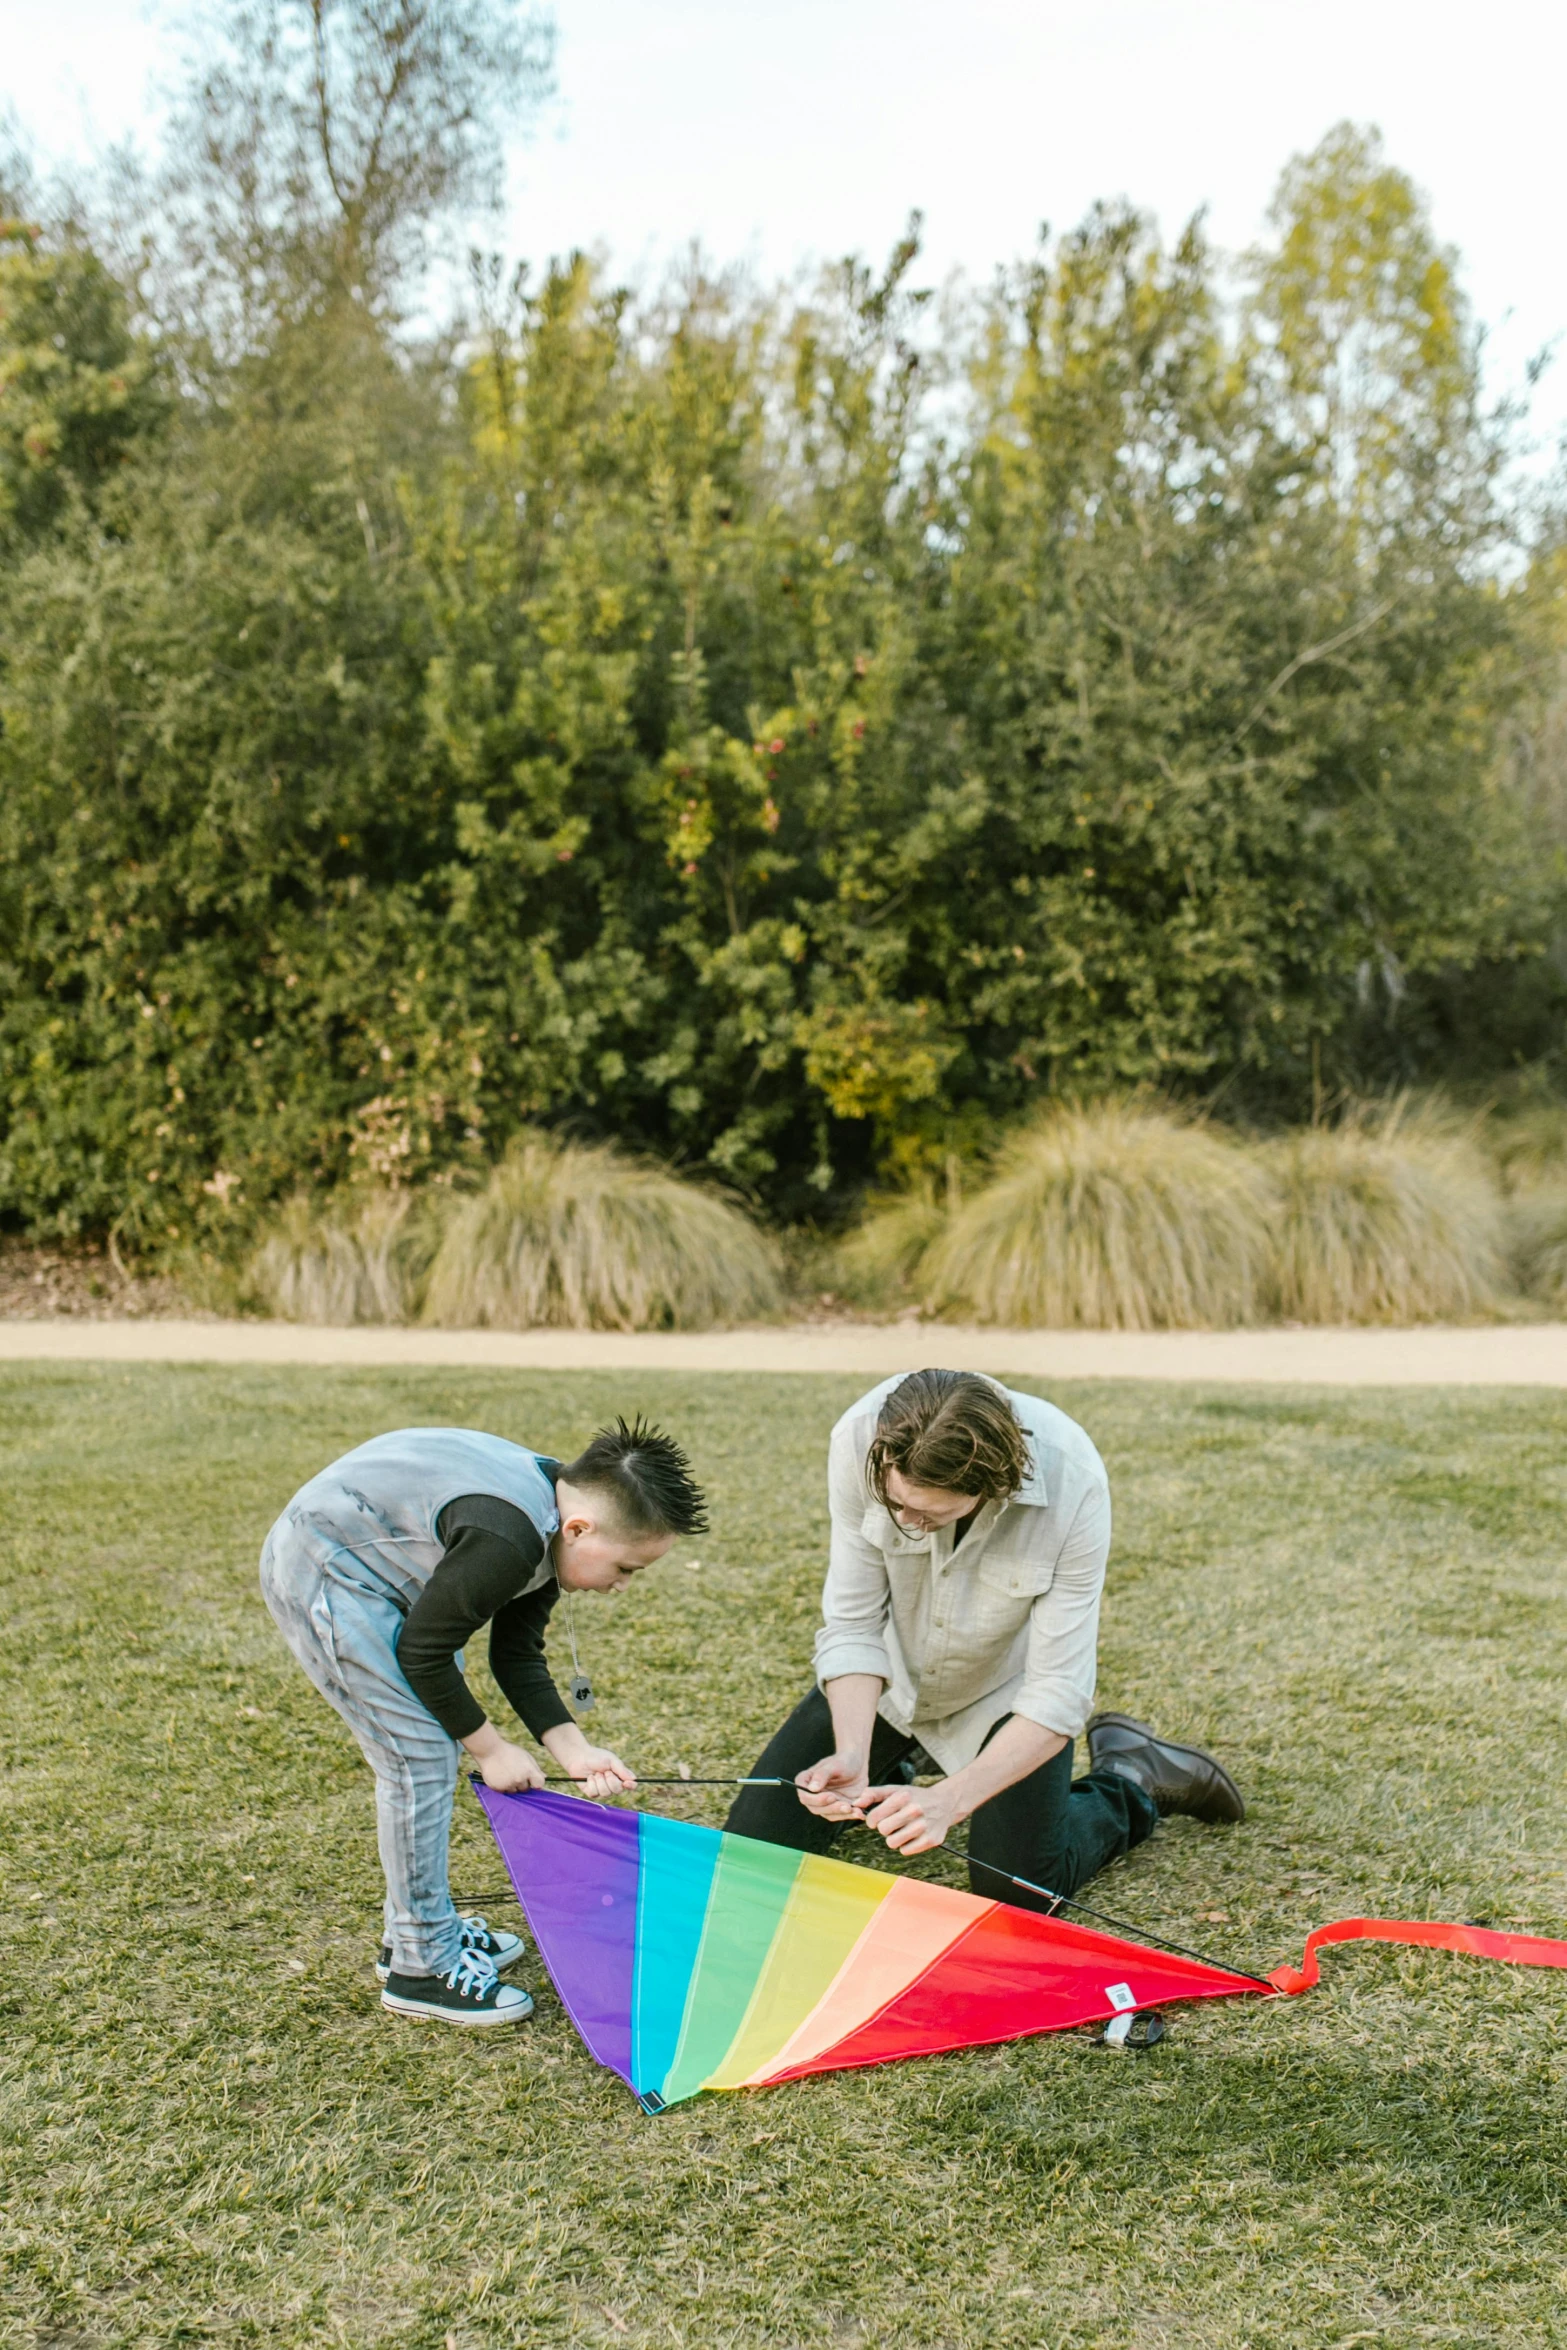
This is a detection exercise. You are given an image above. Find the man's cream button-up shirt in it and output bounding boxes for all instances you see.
[810,1376,1111,1773]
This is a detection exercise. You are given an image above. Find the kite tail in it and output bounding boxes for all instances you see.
[1269,1915,1567,1996]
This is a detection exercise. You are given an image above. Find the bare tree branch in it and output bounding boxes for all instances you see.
[153,1,555,343]
[1234,599,1395,741]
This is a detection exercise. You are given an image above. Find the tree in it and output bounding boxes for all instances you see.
[0,218,162,548]
[1245,121,1489,539]
[158,0,556,338]
[0,90,1556,1256]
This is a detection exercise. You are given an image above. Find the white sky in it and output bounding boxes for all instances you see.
[4,0,1564,460]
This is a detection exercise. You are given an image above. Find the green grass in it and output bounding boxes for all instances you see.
[2,1366,1565,2350]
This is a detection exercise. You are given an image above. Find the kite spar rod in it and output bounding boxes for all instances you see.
[959,1855,1276,1989]
[477,1772,1274,1985]
[540,1774,798,1788]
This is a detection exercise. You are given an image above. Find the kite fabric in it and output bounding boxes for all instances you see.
[474,1788,1567,2109]
[473,1786,1264,2109]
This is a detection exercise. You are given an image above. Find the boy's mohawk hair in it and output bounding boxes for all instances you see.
[561,1415,709,1539]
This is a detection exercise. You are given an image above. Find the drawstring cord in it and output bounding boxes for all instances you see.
[561,1593,594,1710]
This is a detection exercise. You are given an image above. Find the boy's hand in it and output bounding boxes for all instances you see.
[568,1744,637,1800]
[474,1737,547,1794]
[542,1721,637,1800]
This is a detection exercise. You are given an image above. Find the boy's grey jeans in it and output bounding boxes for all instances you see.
[260,1516,466,1978]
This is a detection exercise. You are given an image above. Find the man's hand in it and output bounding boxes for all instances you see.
[861,1779,962,1855]
[795,1751,872,1821]
[472,1737,547,1795]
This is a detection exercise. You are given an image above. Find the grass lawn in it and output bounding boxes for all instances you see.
[2,1365,1565,2350]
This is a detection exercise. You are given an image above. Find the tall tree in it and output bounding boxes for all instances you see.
[1245,120,1491,538]
[158,0,556,338]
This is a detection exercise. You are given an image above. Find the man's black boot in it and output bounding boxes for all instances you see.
[1086,1712,1246,1824]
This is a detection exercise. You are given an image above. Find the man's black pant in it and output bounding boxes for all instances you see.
[724,1687,1159,1916]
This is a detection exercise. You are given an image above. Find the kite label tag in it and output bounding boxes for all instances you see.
[1105,1982,1137,2012]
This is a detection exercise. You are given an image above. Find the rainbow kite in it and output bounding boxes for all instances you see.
[474,1786,1267,2108]
[476,1787,1567,2109]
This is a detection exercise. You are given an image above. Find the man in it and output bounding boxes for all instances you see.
[727,1370,1242,1910]
[261,1415,706,2025]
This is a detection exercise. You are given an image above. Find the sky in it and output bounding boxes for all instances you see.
[3,0,1564,459]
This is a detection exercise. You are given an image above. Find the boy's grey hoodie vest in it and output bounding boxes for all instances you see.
[272,1428,560,1606]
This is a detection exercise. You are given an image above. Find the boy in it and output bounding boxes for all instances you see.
[261,1416,706,2025]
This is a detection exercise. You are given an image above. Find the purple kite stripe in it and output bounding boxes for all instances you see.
[474,1786,639,2082]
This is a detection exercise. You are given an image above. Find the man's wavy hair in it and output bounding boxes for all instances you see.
[865,1370,1031,1509]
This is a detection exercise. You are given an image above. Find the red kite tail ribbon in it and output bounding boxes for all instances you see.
[1269,1915,1567,1996]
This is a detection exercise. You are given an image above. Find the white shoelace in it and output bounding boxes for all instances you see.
[458,1914,495,1951]
[443,1947,499,2000]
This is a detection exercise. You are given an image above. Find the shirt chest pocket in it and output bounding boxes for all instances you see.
[976,1549,1055,1604]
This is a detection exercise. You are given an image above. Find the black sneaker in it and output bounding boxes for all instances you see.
[376,1913,523,1985]
[381,1947,534,2027]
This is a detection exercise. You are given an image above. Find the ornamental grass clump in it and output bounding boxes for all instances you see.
[419,1131,783,1331]
[1482,1099,1567,1307]
[919,1101,1273,1329]
[1505,1194,1567,1310]
[250,1188,435,1325]
[1259,1102,1506,1323]
[833,1166,960,1311]
[1484,1099,1567,1197]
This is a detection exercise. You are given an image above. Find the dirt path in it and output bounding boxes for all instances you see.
[0,1315,1559,1383]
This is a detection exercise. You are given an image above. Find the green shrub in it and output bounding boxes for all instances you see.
[1259,1104,1506,1323]
[419,1132,783,1332]
[249,1189,438,1325]
[2,125,1556,1255]
[917,1101,1273,1330]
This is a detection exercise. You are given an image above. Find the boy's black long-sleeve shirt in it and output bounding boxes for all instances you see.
[396,1487,573,1742]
